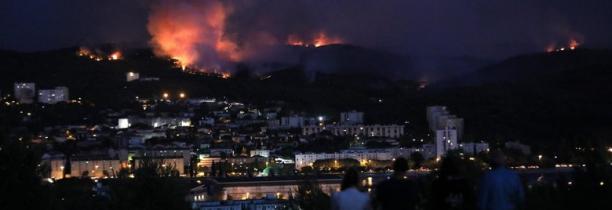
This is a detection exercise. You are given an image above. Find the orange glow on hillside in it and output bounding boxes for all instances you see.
[287,34,306,46]
[78,47,91,56]
[221,72,231,79]
[546,38,581,53]
[287,32,343,47]
[568,39,579,50]
[312,32,343,47]
[147,1,241,70]
[109,51,121,60]
[77,47,121,61]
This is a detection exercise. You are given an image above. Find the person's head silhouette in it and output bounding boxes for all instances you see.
[341,167,360,190]
[393,157,409,176]
[490,150,507,168]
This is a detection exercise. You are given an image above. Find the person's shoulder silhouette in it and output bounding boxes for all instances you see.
[375,157,418,210]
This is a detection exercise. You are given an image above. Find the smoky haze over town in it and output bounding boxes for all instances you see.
[1,1,612,210]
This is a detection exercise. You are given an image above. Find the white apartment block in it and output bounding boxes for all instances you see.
[302,124,404,138]
[43,153,123,179]
[427,106,463,141]
[294,147,435,170]
[280,116,305,128]
[295,149,402,169]
[340,111,364,125]
[459,142,490,155]
[250,149,270,158]
[435,129,458,158]
[14,82,36,104]
[126,72,140,82]
[38,86,69,104]
[129,117,192,128]
[427,106,447,130]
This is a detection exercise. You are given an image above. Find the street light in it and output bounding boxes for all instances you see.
[163,93,169,99]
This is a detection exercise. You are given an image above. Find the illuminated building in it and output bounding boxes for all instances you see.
[129,144,193,170]
[427,106,464,158]
[295,149,397,169]
[209,148,235,157]
[197,156,267,168]
[38,86,69,104]
[459,142,490,155]
[302,124,405,138]
[126,72,140,82]
[249,149,270,158]
[279,115,305,128]
[427,106,464,141]
[189,176,341,202]
[435,129,458,158]
[117,118,130,129]
[340,111,364,125]
[42,151,124,179]
[128,117,192,128]
[14,82,36,104]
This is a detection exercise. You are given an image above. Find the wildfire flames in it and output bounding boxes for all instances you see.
[568,39,579,50]
[78,47,91,57]
[287,32,343,47]
[109,51,121,60]
[546,38,581,53]
[147,0,240,72]
[77,47,122,61]
[146,0,345,77]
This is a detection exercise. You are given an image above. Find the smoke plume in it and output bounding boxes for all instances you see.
[147,0,241,71]
[147,0,347,72]
[142,0,612,77]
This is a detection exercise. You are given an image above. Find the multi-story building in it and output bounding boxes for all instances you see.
[14,82,36,104]
[197,156,267,169]
[189,176,342,202]
[428,106,464,158]
[435,129,458,158]
[340,111,364,125]
[38,86,69,104]
[427,106,447,131]
[279,116,305,128]
[302,124,404,138]
[427,106,463,141]
[209,148,235,157]
[459,142,490,155]
[250,149,270,158]
[126,72,140,82]
[42,151,125,179]
[117,118,130,129]
[129,117,192,128]
[295,149,398,169]
[130,145,192,168]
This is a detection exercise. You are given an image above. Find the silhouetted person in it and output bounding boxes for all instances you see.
[478,151,524,210]
[374,157,418,210]
[332,167,371,210]
[432,155,476,210]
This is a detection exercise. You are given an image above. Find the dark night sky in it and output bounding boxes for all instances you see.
[2,0,612,58]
